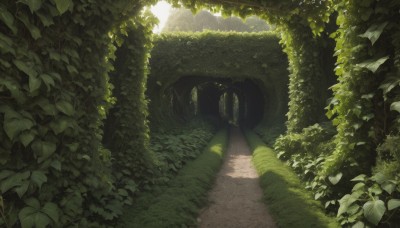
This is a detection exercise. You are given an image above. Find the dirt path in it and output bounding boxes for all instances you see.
[198,128,276,228]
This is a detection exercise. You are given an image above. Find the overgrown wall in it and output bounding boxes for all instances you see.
[147,32,289,127]
[0,1,156,227]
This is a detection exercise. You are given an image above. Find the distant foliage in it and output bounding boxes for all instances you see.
[148,32,289,127]
[273,123,341,209]
[163,9,270,32]
[150,119,216,184]
[120,129,228,227]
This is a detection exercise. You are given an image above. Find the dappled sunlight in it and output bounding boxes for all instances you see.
[224,154,258,179]
[210,144,222,152]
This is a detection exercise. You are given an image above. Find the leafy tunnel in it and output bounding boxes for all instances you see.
[1,0,400,227]
[165,76,267,128]
[147,32,290,129]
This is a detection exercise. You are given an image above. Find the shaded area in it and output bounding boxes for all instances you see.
[151,75,269,128]
[147,32,289,129]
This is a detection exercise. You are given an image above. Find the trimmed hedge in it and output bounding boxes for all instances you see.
[119,129,229,227]
[244,130,339,228]
[148,31,289,127]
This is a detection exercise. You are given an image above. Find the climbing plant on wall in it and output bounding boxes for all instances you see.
[1,0,399,227]
[323,0,400,176]
[0,0,157,227]
[104,12,157,193]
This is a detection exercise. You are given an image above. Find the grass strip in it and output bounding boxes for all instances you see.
[119,129,229,227]
[244,130,339,228]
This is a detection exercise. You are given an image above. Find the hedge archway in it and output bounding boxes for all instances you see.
[1,0,400,227]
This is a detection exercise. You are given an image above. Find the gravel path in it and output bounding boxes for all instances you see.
[198,128,276,228]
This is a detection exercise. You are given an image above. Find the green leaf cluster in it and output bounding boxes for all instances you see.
[119,129,228,227]
[337,172,400,226]
[150,119,215,182]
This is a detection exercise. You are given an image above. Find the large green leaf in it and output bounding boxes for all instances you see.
[3,110,34,140]
[13,60,38,78]
[351,174,367,182]
[31,171,47,189]
[0,7,17,34]
[15,181,30,198]
[31,140,57,163]
[19,131,36,147]
[388,199,400,210]
[356,56,389,73]
[17,14,41,40]
[19,206,37,228]
[40,74,55,91]
[1,79,25,103]
[49,117,71,134]
[35,98,57,115]
[21,0,43,13]
[390,101,400,113]
[338,194,359,216]
[0,171,30,193]
[19,206,51,228]
[53,0,72,15]
[0,170,14,180]
[371,172,388,184]
[359,22,388,45]
[328,172,343,185]
[363,200,386,225]
[50,160,62,171]
[352,221,364,228]
[379,77,400,96]
[42,202,59,222]
[29,75,42,93]
[352,183,365,192]
[36,12,54,27]
[381,182,396,194]
[56,100,75,116]
[25,198,40,210]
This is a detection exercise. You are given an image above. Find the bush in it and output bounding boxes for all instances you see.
[245,130,339,228]
[272,123,346,213]
[119,129,228,227]
[150,119,215,184]
[336,135,400,227]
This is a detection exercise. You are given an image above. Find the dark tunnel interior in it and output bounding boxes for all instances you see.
[169,76,266,128]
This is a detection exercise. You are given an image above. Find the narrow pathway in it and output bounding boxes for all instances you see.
[198,128,276,228]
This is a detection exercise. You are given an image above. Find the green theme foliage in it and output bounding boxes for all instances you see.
[281,22,336,133]
[272,123,342,212]
[1,0,400,227]
[323,0,400,177]
[0,0,156,227]
[337,172,400,227]
[103,13,157,192]
[148,31,289,126]
[245,130,339,228]
[120,129,228,227]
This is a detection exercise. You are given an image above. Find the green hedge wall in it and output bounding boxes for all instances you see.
[0,1,156,227]
[323,0,400,176]
[103,14,157,193]
[147,31,289,127]
[281,20,336,133]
